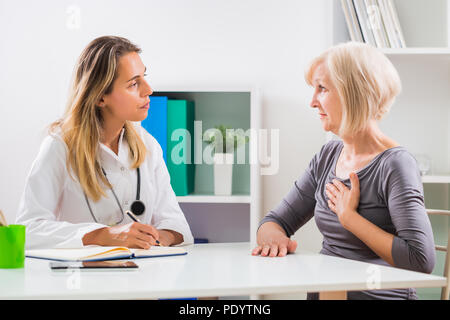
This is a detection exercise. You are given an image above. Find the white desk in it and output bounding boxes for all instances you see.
[0,242,446,299]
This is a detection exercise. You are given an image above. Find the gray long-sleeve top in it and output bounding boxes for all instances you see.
[260,140,436,300]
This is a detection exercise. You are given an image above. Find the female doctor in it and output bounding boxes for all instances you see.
[16,36,194,249]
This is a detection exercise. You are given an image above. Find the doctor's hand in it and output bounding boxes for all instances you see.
[252,221,297,257]
[82,222,160,249]
[157,229,184,246]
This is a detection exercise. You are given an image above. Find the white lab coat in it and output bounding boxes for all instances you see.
[16,124,194,249]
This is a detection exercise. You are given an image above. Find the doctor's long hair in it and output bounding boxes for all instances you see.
[50,36,147,201]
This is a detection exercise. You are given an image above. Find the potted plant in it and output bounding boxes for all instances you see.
[204,125,249,196]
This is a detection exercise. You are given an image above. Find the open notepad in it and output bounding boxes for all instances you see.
[26,245,187,262]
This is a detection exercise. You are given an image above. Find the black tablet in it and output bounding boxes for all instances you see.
[49,260,139,271]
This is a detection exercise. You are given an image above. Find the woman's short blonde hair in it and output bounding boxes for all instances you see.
[305,41,401,136]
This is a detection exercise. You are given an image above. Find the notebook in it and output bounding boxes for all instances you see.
[26,245,187,262]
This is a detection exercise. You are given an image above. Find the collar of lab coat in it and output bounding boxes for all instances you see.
[98,128,133,173]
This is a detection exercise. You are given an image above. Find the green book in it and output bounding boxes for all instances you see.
[167,100,195,196]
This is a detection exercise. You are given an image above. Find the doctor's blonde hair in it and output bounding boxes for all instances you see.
[50,36,147,201]
[305,41,401,137]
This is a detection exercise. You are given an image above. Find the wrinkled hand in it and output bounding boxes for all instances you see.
[325,172,360,229]
[252,222,297,257]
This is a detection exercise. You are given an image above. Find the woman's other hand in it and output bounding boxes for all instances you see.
[157,229,184,246]
[252,221,297,257]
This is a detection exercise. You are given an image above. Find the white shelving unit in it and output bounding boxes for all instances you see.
[381,47,450,56]
[329,0,450,180]
[153,87,262,245]
[422,176,450,184]
[329,0,450,300]
[177,195,251,204]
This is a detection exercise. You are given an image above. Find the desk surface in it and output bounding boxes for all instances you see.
[0,242,446,299]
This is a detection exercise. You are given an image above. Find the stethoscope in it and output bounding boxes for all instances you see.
[84,167,145,226]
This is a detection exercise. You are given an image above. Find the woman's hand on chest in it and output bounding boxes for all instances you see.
[325,172,360,229]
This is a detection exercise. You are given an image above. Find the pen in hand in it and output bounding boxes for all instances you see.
[125,210,160,246]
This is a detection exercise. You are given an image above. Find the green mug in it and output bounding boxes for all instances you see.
[0,225,26,268]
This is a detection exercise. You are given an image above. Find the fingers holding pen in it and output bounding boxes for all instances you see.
[126,211,160,246]
[134,230,158,248]
[125,222,159,248]
[136,223,159,241]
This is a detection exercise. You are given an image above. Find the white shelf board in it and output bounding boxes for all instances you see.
[381,47,450,56]
[177,194,251,203]
[421,175,450,184]
[152,86,255,93]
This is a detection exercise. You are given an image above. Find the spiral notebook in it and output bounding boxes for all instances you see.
[26,245,187,262]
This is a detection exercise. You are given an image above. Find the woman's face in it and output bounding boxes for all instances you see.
[309,62,343,135]
[99,51,153,123]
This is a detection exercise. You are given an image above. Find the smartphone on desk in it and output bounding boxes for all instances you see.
[50,260,139,271]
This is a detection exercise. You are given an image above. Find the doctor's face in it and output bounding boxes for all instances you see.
[309,62,343,135]
[99,52,153,123]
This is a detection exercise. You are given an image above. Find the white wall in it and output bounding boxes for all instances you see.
[0,0,327,275]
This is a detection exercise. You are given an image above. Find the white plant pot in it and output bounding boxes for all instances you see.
[213,152,234,196]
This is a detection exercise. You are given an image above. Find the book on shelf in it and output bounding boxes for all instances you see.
[167,99,195,196]
[341,0,356,41]
[377,0,399,48]
[376,0,392,47]
[364,0,389,48]
[386,0,406,47]
[141,96,168,163]
[341,0,405,48]
[341,0,362,42]
[353,0,376,46]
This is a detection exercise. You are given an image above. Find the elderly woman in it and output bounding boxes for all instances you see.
[252,42,436,300]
